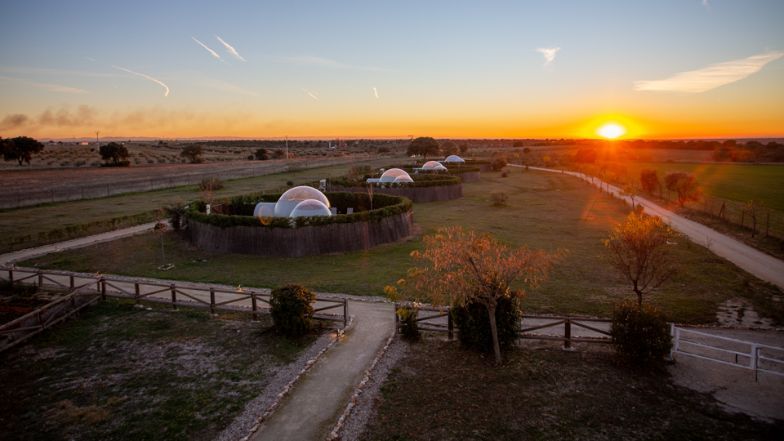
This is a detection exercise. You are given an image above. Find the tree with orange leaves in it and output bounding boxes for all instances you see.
[389,226,558,364]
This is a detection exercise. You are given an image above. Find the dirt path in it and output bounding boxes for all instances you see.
[510,165,784,291]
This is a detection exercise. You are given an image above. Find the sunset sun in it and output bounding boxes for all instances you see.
[597,123,626,140]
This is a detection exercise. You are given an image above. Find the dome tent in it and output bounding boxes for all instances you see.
[393,175,414,183]
[444,155,465,163]
[379,168,412,183]
[289,199,332,218]
[273,186,331,217]
[422,160,447,171]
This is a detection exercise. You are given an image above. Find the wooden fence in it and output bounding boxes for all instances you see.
[394,303,612,349]
[0,267,348,353]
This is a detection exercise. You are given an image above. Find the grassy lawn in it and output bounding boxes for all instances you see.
[24,170,784,325]
[360,338,782,441]
[618,162,784,212]
[0,299,315,441]
[0,157,395,254]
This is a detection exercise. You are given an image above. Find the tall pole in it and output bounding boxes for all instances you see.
[96,130,100,146]
[285,136,289,159]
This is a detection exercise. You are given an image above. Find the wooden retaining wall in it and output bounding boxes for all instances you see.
[331,183,462,203]
[188,211,413,257]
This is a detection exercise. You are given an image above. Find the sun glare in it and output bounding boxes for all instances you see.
[597,123,626,140]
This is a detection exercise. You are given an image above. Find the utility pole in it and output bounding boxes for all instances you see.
[96,130,100,146]
[285,136,289,159]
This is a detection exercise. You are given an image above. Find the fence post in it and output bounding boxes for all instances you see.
[170,284,177,309]
[69,275,74,289]
[134,283,140,304]
[100,278,106,300]
[343,299,348,329]
[251,293,259,321]
[563,319,571,350]
[38,272,43,288]
[447,309,454,341]
[8,269,13,286]
[394,303,399,335]
[209,288,216,316]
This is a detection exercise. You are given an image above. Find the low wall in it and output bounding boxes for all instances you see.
[456,171,480,183]
[187,211,413,257]
[331,184,462,203]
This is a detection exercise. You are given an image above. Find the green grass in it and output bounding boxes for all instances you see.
[0,157,396,253]
[0,298,315,441]
[620,162,784,212]
[360,338,782,441]
[25,169,784,325]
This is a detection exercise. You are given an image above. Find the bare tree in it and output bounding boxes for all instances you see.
[604,211,676,309]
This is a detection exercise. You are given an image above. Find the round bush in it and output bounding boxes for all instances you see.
[396,305,420,342]
[270,285,316,337]
[452,297,521,353]
[611,301,672,365]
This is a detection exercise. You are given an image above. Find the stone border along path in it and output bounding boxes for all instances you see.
[508,164,784,291]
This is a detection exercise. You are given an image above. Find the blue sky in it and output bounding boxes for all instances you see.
[1,0,783,138]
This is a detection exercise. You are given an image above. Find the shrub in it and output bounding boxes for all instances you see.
[611,301,672,366]
[270,285,316,337]
[396,305,420,341]
[640,169,660,195]
[490,191,508,207]
[490,157,507,171]
[452,296,521,353]
[198,177,224,192]
[164,204,187,231]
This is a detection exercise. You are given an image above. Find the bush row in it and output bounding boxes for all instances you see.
[329,173,460,189]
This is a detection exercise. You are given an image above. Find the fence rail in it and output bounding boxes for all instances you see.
[0,267,348,352]
[394,303,612,348]
[671,326,784,380]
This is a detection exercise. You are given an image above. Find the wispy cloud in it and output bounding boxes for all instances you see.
[0,75,87,93]
[634,51,783,93]
[192,37,222,61]
[536,47,560,66]
[215,35,246,62]
[283,56,384,71]
[302,88,319,100]
[372,87,379,99]
[0,66,119,78]
[112,66,170,97]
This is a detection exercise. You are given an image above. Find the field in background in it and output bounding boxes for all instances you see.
[0,157,396,253]
[620,162,784,212]
[0,298,314,441]
[25,170,784,324]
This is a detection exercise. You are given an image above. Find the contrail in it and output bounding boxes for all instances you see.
[112,65,170,97]
[192,37,222,60]
[302,88,319,100]
[215,35,246,61]
[372,87,379,99]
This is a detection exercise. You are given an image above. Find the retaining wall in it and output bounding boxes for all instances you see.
[187,211,413,257]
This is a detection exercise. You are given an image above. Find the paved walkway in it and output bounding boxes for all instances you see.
[251,301,394,441]
[510,165,784,290]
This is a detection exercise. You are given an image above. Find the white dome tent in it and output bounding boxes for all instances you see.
[444,155,465,164]
[289,199,332,218]
[393,175,414,183]
[379,168,412,183]
[421,160,448,172]
[274,186,331,217]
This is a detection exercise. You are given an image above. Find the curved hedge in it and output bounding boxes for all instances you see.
[184,192,414,257]
[186,192,411,229]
